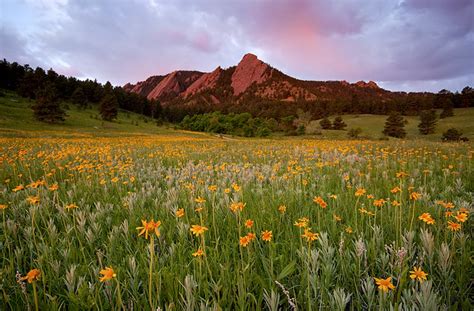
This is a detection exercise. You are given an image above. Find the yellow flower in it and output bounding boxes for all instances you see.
[239,236,251,247]
[99,267,116,282]
[176,208,185,218]
[410,192,421,201]
[391,200,401,207]
[374,277,395,292]
[373,199,386,207]
[313,196,327,208]
[301,228,319,242]
[278,205,287,214]
[418,213,435,225]
[26,196,40,205]
[246,232,256,241]
[208,185,217,192]
[232,183,241,192]
[65,203,78,210]
[333,214,342,222]
[190,224,208,236]
[390,187,401,194]
[0,204,7,210]
[345,226,353,234]
[136,219,161,239]
[48,183,59,191]
[455,212,468,223]
[194,197,206,204]
[224,188,231,194]
[20,269,41,283]
[13,185,24,192]
[294,217,309,228]
[447,221,461,231]
[396,171,408,178]
[192,248,204,257]
[244,219,254,228]
[409,267,428,283]
[111,177,119,183]
[230,201,246,213]
[261,230,272,242]
[355,188,366,197]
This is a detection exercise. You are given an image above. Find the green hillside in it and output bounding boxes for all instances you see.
[1,90,472,141]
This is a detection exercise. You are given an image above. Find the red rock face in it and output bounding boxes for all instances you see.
[184,66,222,97]
[354,80,380,89]
[231,53,272,95]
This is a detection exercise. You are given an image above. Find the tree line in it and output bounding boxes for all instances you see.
[0,59,161,123]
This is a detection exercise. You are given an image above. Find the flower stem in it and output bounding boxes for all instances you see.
[32,281,39,311]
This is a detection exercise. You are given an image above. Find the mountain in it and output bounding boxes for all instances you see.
[124,53,435,121]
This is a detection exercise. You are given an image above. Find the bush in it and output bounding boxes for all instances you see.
[347,128,362,139]
[332,116,347,130]
[442,128,467,142]
[296,124,306,136]
[319,117,332,129]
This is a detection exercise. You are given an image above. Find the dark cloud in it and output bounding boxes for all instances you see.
[1,0,472,91]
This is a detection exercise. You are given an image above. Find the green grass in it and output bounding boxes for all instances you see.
[307,110,474,141]
[0,90,210,138]
[2,89,473,141]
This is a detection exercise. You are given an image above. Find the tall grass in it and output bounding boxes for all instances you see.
[0,136,472,309]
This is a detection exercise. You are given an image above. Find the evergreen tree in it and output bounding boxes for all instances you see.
[32,83,66,123]
[440,99,454,118]
[99,93,118,121]
[319,117,332,129]
[383,111,406,138]
[332,116,347,130]
[71,86,87,109]
[418,110,437,135]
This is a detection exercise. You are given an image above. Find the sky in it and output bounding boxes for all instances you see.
[1,0,473,92]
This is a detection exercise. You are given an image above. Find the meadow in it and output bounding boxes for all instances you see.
[0,134,472,310]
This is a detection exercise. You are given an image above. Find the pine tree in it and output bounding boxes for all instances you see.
[418,110,437,135]
[440,99,454,118]
[99,93,118,121]
[332,116,347,130]
[32,83,66,123]
[319,117,332,129]
[383,111,406,138]
[71,86,87,109]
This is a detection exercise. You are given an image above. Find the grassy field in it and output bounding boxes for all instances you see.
[0,135,472,310]
[1,90,473,141]
[0,91,473,309]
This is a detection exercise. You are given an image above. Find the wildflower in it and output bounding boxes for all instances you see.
[396,171,408,178]
[278,205,287,214]
[230,201,246,213]
[0,204,7,210]
[194,207,203,213]
[391,200,401,207]
[13,185,24,192]
[373,199,386,207]
[224,188,231,194]
[294,217,309,228]
[99,267,116,282]
[232,183,241,192]
[444,202,454,209]
[65,203,78,210]
[208,185,217,192]
[367,194,374,199]
[244,219,254,228]
[374,277,395,292]
[239,236,251,247]
[190,225,208,236]
[176,208,185,218]
[20,269,41,283]
[329,194,337,199]
[355,188,366,197]
[447,221,461,231]
[410,267,428,283]
[313,196,327,208]
[192,248,204,257]
[410,192,421,201]
[48,184,59,191]
[136,220,161,239]
[246,232,256,241]
[301,228,319,242]
[26,196,40,205]
[345,226,353,234]
[455,212,468,223]
[111,177,119,183]
[194,197,206,204]
[333,214,342,222]
[445,211,453,218]
[390,187,401,194]
[261,230,272,242]
[418,213,435,225]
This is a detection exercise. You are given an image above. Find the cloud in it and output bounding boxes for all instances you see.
[1,0,473,92]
